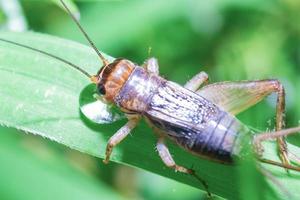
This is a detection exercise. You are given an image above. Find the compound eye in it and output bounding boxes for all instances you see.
[97,84,106,95]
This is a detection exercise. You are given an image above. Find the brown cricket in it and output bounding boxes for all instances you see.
[60,0,300,190]
[0,0,299,196]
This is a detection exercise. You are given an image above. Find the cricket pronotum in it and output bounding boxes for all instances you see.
[1,0,299,197]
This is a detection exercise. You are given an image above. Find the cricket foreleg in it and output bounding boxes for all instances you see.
[156,138,211,196]
[254,126,300,172]
[142,57,159,75]
[184,71,209,91]
[103,117,140,164]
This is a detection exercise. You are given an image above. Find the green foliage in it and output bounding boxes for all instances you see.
[0,32,300,200]
[0,127,123,200]
[1,0,300,199]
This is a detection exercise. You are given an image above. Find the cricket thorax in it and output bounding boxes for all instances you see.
[114,67,165,113]
[98,58,135,102]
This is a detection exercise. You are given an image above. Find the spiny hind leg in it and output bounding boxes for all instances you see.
[245,80,288,165]
[268,80,289,166]
[254,126,300,171]
[184,71,209,91]
[253,80,289,166]
[156,137,211,196]
[103,116,140,164]
[196,79,289,165]
[143,57,159,75]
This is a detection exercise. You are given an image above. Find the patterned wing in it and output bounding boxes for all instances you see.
[145,81,246,163]
[197,80,278,115]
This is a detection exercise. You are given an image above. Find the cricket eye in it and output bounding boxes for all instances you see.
[97,84,106,95]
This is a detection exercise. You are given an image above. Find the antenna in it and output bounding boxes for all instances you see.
[60,0,109,66]
[0,38,92,79]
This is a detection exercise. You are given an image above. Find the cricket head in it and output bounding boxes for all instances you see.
[92,58,135,102]
[59,1,136,102]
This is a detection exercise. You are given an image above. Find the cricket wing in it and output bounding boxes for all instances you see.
[197,80,278,115]
[146,81,221,136]
[145,81,243,163]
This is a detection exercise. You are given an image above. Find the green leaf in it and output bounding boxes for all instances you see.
[0,126,123,200]
[0,31,299,199]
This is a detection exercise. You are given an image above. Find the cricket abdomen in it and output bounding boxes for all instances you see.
[189,111,246,163]
[148,111,246,163]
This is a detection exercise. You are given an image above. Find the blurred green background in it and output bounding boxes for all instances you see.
[0,0,300,199]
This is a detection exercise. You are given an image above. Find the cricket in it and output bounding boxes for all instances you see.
[0,0,300,197]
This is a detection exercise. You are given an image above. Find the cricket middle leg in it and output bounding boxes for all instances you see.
[103,116,140,164]
[156,137,193,174]
[184,71,209,91]
[156,137,211,196]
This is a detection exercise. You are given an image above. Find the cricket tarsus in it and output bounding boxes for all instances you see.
[0,38,92,78]
[254,126,300,171]
[60,0,109,66]
[189,169,212,198]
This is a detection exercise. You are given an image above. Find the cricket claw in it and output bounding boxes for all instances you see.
[103,158,110,164]
[280,152,290,166]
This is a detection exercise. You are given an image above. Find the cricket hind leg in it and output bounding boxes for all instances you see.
[196,79,289,166]
[156,137,211,197]
[255,80,289,166]
[269,80,289,166]
[254,126,300,172]
[103,116,140,164]
[184,71,209,91]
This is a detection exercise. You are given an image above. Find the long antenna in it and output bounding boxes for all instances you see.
[60,0,109,66]
[0,38,92,78]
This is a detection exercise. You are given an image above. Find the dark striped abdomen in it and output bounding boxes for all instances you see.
[147,111,246,163]
[189,111,245,163]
